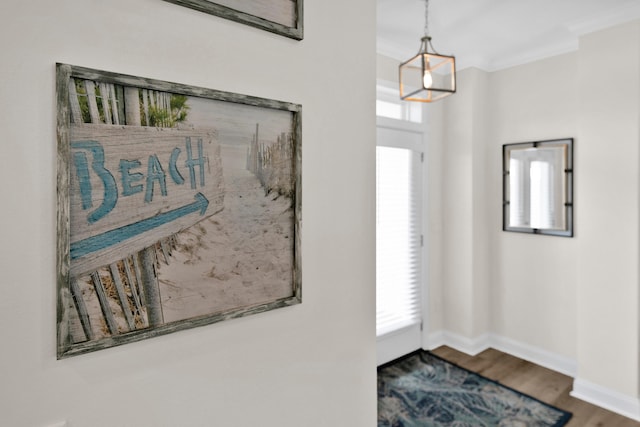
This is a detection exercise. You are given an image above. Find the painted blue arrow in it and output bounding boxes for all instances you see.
[70,192,209,260]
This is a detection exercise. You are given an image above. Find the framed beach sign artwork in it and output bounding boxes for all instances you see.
[56,63,302,358]
[162,0,303,40]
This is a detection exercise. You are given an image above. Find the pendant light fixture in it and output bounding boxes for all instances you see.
[399,0,456,102]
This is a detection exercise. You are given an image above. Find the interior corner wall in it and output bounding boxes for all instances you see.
[0,1,377,426]
[575,20,640,398]
[425,100,446,335]
[441,67,491,339]
[437,18,640,409]
[470,69,491,337]
[441,70,473,338]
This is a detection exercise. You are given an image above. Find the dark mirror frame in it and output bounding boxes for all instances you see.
[502,138,574,237]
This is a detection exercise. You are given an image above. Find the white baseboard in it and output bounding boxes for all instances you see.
[571,378,640,422]
[488,334,577,377]
[426,330,576,376]
[426,330,446,349]
[426,330,490,356]
[425,330,640,421]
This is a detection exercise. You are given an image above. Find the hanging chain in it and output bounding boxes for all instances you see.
[424,0,430,38]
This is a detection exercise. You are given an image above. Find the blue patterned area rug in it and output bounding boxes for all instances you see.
[378,351,572,427]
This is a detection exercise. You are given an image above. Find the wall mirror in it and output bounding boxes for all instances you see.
[503,138,573,237]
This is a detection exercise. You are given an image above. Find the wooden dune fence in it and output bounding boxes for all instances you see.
[65,79,178,344]
[246,123,295,197]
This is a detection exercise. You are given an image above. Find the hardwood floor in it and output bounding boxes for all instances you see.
[431,346,640,427]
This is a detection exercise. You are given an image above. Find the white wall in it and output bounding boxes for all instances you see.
[425,101,445,335]
[485,21,640,405]
[488,53,579,360]
[0,1,377,426]
[441,68,491,339]
[441,70,476,338]
[575,21,640,397]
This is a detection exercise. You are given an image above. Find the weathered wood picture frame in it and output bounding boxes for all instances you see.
[163,0,303,40]
[56,63,302,358]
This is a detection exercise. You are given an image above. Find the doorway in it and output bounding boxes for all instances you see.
[376,123,424,365]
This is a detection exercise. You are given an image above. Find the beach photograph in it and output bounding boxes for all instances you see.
[157,95,297,323]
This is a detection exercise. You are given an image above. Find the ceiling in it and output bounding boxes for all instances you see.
[377,0,640,72]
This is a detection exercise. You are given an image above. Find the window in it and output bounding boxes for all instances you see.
[376,84,423,123]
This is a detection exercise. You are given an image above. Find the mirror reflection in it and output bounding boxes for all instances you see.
[503,139,573,237]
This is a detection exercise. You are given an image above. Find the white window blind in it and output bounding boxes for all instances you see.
[376,146,422,336]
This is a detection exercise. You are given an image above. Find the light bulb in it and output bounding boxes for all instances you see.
[423,69,433,88]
